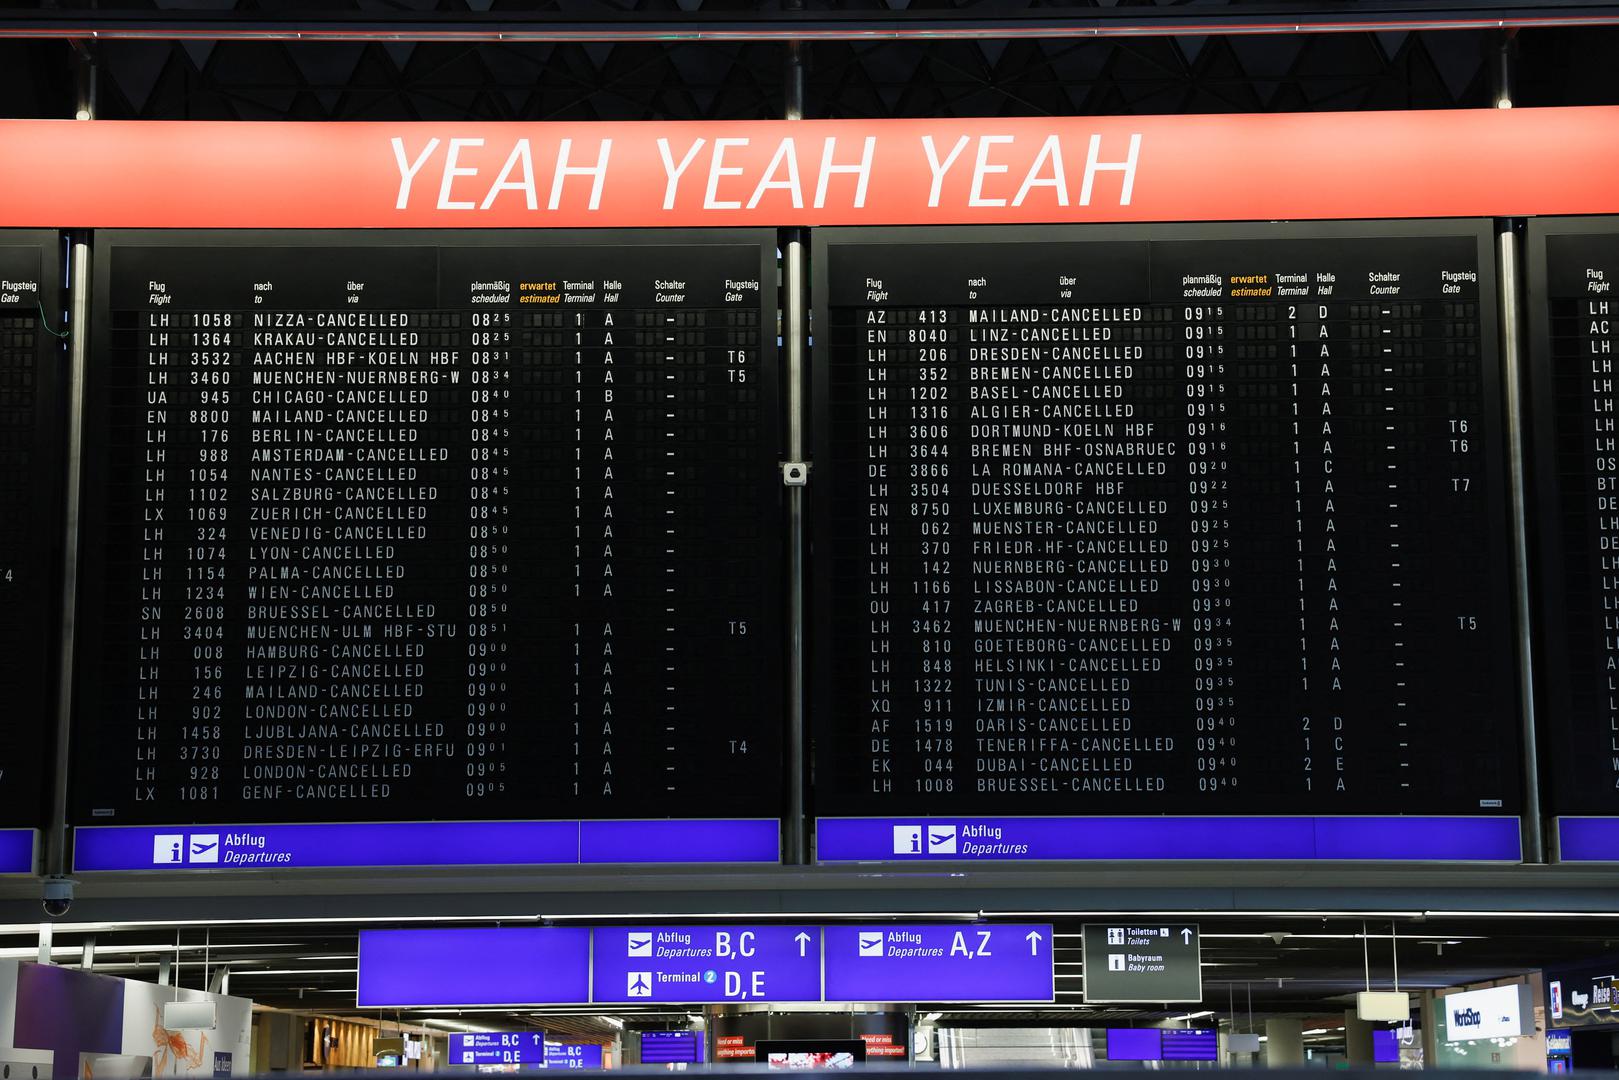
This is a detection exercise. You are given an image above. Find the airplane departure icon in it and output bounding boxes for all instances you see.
[627,935,653,957]
[627,972,652,998]
[188,835,220,863]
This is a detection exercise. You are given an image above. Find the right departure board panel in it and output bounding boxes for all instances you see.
[1529,217,1619,816]
[74,230,781,827]
[812,221,1517,817]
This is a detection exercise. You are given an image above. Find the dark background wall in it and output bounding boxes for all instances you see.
[2,2,1618,121]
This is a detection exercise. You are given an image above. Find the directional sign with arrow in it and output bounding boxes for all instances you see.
[823,924,1055,1003]
[1081,923,1202,1004]
[591,926,823,1004]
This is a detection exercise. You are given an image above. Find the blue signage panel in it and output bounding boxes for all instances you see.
[1557,817,1619,861]
[1160,1029,1219,1062]
[640,1033,702,1065]
[580,820,779,864]
[822,924,1054,1003]
[1106,1030,1162,1062]
[593,925,821,1004]
[77,822,578,871]
[358,923,1067,1008]
[449,1034,548,1066]
[543,1043,604,1070]
[0,830,34,875]
[358,928,591,1007]
[73,819,779,871]
[816,817,1521,862]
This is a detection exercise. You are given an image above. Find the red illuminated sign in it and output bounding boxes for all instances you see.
[1,108,1616,227]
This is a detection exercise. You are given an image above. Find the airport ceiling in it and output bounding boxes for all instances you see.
[3,912,1613,1027]
[0,4,1617,121]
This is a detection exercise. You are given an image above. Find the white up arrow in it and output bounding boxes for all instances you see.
[1026,930,1043,955]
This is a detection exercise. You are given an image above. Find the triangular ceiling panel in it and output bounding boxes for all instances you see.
[1227,34,1306,81]
[181,41,216,69]
[383,43,417,69]
[1375,32,1410,62]
[288,44,366,92]
[102,41,172,114]
[1043,42,1111,86]
[1421,32,1484,102]
[1176,35,1208,65]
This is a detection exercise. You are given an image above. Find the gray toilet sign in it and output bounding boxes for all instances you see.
[1082,923,1202,1003]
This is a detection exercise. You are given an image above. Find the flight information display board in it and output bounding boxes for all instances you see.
[812,221,1517,817]
[0,231,62,827]
[73,230,781,826]
[1528,217,1619,816]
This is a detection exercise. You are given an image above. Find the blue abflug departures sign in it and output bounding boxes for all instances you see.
[72,818,779,870]
[356,924,1057,1006]
[449,1034,548,1066]
[822,924,1055,1003]
[814,816,1522,862]
[592,925,822,1004]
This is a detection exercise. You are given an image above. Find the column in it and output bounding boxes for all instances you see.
[1343,1012,1375,1065]
[1263,1018,1303,1067]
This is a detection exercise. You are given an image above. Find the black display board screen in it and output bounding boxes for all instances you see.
[812,221,1518,816]
[1528,217,1619,816]
[0,231,62,827]
[74,230,781,825]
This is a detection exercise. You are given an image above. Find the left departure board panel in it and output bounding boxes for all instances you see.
[0,231,62,827]
[74,230,781,826]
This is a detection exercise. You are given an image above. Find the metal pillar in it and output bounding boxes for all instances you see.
[1499,221,1545,863]
[781,36,809,865]
[43,44,94,902]
[1419,990,1440,1065]
[72,40,96,120]
[1343,1012,1374,1065]
[1491,31,1545,864]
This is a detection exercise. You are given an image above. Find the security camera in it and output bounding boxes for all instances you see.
[42,877,74,919]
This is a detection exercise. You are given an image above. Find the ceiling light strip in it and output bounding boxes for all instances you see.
[0,13,1614,43]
